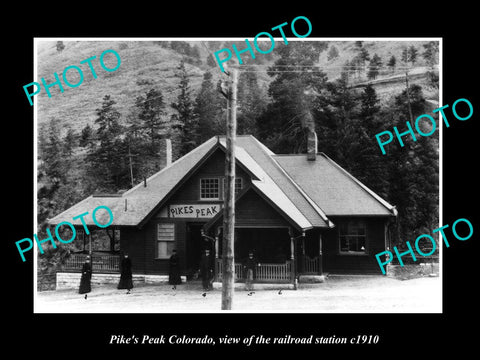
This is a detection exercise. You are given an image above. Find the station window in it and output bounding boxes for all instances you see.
[157,223,175,259]
[339,220,367,254]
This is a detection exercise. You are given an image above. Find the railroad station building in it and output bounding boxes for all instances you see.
[49,133,397,288]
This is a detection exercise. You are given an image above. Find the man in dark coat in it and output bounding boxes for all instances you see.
[244,251,258,291]
[79,256,92,295]
[169,249,182,287]
[199,249,213,291]
[117,253,133,293]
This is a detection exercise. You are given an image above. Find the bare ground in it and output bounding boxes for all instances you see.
[34,275,442,313]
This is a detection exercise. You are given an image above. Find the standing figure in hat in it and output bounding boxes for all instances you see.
[169,249,182,288]
[117,253,133,294]
[199,249,213,291]
[79,256,92,296]
[244,251,258,292]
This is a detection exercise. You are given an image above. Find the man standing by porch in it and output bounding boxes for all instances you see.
[245,251,257,291]
[200,249,213,291]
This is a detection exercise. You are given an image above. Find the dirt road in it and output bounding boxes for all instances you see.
[35,275,441,313]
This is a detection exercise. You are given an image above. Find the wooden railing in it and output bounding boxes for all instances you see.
[256,261,292,283]
[215,259,293,283]
[62,253,120,273]
[302,256,320,274]
[215,259,243,282]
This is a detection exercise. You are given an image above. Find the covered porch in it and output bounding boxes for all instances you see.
[211,227,324,284]
[60,226,121,273]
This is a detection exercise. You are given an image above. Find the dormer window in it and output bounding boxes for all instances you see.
[200,178,220,200]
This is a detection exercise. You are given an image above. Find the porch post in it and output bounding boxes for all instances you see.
[88,232,92,255]
[290,232,296,285]
[318,233,323,276]
[215,227,221,281]
[301,235,305,274]
[290,236,294,260]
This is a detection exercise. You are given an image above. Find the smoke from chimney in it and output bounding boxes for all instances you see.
[159,138,172,169]
[307,128,318,161]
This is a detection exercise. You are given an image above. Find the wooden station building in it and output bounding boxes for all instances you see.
[49,134,397,286]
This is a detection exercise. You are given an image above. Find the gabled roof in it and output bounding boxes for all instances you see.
[273,153,396,216]
[48,137,219,227]
[48,135,395,230]
[230,136,331,227]
[217,139,315,230]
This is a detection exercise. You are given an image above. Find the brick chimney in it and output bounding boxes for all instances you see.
[307,129,318,161]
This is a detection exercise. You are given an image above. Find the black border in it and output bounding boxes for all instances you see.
[6,5,478,356]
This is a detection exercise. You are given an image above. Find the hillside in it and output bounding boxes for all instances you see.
[35,39,439,137]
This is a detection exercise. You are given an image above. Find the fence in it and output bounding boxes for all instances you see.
[255,261,292,283]
[302,256,320,274]
[62,253,120,273]
[215,259,293,283]
[215,259,243,282]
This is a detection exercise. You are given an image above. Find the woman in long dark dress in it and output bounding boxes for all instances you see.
[117,254,133,293]
[169,250,182,287]
[199,249,213,291]
[79,256,92,295]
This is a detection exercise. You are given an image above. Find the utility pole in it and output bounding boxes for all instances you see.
[127,144,135,188]
[221,67,237,310]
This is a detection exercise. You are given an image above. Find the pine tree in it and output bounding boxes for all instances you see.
[79,123,93,147]
[367,53,382,80]
[408,45,418,65]
[136,88,167,149]
[62,127,76,157]
[237,71,266,136]
[401,47,409,64]
[422,41,439,68]
[340,60,352,83]
[327,45,339,61]
[384,84,437,245]
[355,85,389,198]
[86,95,127,190]
[258,42,328,153]
[313,77,359,167]
[422,41,439,86]
[38,119,81,229]
[171,59,197,155]
[387,55,396,73]
[194,71,224,142]
[39,118,69,186]
[56,41,65,52]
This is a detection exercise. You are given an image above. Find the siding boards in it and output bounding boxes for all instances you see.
[120,226,146,274]
[323,217,387,274]
[236,190,288,227]
[169,149,251,204]
[137,148,254,276]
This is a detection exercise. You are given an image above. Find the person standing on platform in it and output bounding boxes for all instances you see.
[245,251,258,292]
[169,249,182,289]
[200,249,213,291]
[117,253,133,294]
[79,256,92,298]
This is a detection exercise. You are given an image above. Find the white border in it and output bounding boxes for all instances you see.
[33,37,442,314]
